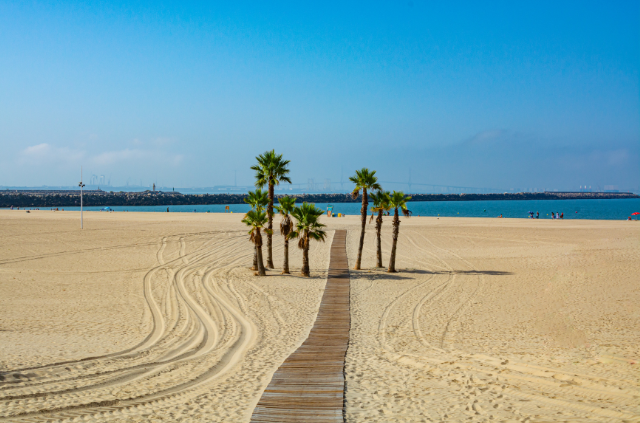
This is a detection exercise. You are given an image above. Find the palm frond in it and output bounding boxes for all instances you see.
[350,168,381,192]
[252,150,291,188]
[388,191,412,214]
[245,189,269,211]
[308,229,327,242]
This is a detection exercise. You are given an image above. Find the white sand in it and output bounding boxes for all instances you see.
[343,216,640,422]
[0,210,332,422]
[1,211,639,422]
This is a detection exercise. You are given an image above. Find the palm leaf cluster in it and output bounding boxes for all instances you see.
[242,155,412,276]
[275,196,296,274]
[241,209,270,276]
[350,168,411,272]
[290,203,327,277]
[244,189,268,271]
[251,150,291,270]
[243,152,325,277]
[244,194,325,277]
[349,168,382,270]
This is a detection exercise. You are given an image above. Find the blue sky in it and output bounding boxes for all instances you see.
[1,1,638,191]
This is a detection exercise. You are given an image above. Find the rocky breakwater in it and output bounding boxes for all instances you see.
[0,190,637,208]
[0,190,244,208]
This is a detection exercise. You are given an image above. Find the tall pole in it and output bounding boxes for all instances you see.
[79,167,85,229]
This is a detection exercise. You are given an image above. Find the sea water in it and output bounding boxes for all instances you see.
[59,198,640,220]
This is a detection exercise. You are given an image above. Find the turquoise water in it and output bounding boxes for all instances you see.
[57,198,640,220]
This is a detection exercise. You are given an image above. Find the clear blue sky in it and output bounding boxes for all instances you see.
[1,1,638,191]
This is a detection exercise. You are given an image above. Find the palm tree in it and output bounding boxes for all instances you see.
[275,195,296,274]
[369,190,391,268]
[290,203,327,277]
[244,189,268,270]
[349,168,382,270]
[387,191,412,273]
[252,150,292,270]
[242,209,270,276]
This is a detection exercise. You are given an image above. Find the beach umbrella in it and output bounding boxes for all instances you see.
[632,212,640,215]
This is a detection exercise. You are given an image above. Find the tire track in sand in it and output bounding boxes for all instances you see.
[0,231,263,422]
[369,230,639,422]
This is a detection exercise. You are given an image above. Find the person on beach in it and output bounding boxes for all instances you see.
[560,212,564,219]
[536,211,539,219]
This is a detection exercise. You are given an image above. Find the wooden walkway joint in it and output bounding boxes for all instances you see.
[251,230,350,423]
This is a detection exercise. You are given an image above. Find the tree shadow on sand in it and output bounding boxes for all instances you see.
[401,269,513,276]
[349,269,414,281]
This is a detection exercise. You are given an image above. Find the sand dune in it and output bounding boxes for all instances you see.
[1,211,639,422]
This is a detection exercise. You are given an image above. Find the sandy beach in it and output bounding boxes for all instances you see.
[1,211,638,422]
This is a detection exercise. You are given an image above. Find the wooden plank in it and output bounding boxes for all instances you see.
[250,230,350,423]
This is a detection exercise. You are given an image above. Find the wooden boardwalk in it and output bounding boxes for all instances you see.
[251,230,350,423]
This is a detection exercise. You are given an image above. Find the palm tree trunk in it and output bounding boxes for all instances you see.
[301,242,310,277]
[256,229,266,276]
[282,237,290,274]
[388,207,400,272]
[301,236,309,277]
[256,245,266,276]
[376,209,383,268]
[252,248,257,270]
[355,188,368,270]
[266,182,275,269]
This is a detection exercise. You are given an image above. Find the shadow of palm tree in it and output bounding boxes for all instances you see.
[402,269,513,276]
[348,269,414,281]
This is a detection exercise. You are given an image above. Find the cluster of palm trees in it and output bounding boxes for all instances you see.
[242,150,326,277]
[350,168,411,273]
[242,151,410,276]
